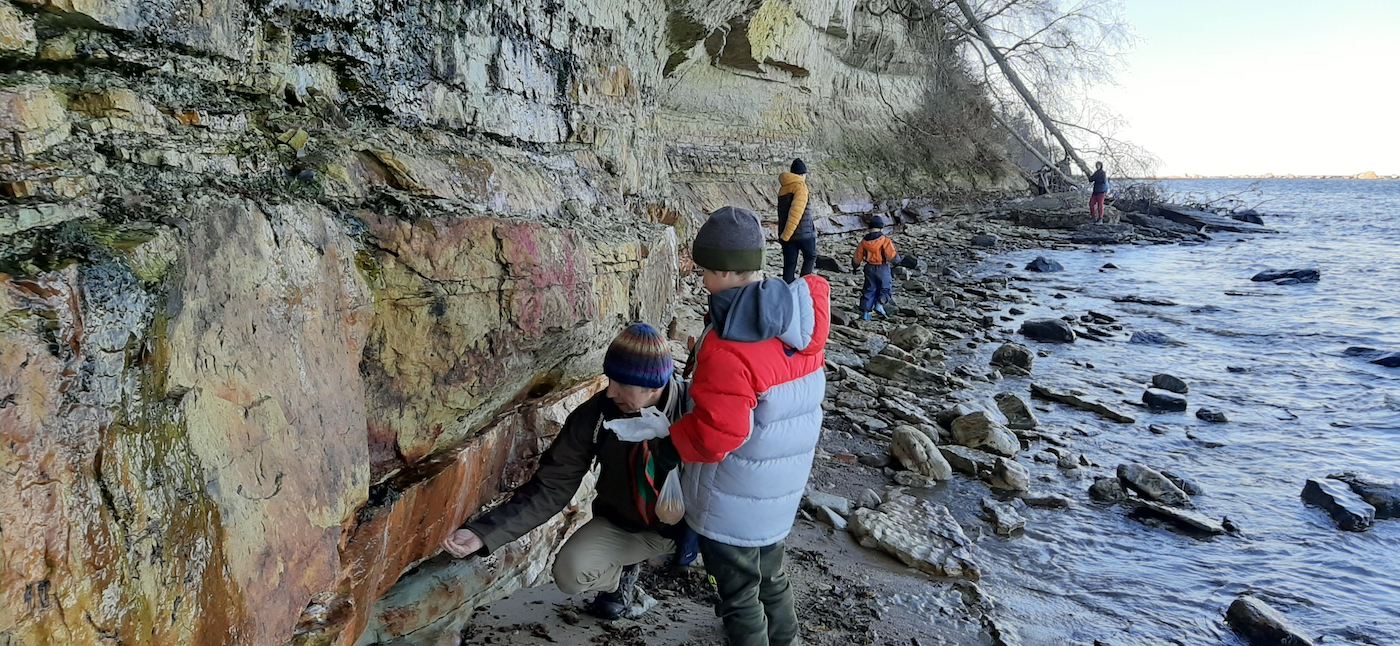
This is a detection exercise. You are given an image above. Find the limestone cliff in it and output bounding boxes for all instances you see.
[0,1,1009,644]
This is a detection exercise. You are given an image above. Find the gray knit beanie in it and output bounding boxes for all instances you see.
[692,206,765,272]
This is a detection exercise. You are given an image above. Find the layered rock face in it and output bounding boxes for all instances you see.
[1,1,1006,644]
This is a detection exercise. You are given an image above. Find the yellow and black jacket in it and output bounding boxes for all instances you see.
[777,172,814,242]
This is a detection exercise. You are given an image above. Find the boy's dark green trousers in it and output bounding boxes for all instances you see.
[699,537,799,646]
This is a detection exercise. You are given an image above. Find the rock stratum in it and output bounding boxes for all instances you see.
[0,1,1010,644]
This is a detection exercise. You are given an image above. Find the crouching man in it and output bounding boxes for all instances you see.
[441,323,687,619]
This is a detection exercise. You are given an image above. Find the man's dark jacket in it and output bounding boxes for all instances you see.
[466,378,688,554]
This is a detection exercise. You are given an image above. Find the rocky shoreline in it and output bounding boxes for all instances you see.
[456,197,1217,645]
[459,194,1398,646]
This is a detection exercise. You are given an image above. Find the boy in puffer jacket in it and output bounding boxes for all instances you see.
[851,215,897,320]
[671,206,831,646]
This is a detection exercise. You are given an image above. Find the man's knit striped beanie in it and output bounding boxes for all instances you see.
[603,323,673,389]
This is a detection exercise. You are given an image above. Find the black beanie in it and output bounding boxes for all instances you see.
[691,206,765,272]
[790,158,807,175]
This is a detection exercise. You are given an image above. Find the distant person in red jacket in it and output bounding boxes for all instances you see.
[1089,162,1109,223]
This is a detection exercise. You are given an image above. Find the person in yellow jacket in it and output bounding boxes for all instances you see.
[851,215,897,320]
[777,159,816,283]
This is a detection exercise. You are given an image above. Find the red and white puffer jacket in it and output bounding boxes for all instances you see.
[671,274,830,547]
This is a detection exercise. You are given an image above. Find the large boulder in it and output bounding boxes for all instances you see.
[1142,388,1188,412]
[1117,463,1192,507]
[1156,203,1275,233]
[994,392,1039,430]
[1301,478,1375,531]
[849,494,981,581]
[1226,596,1315,646]
[891,426,952,480]
[1124,211,1200,235]
[1025,256,1064,273]
[1328,473,1400,519]
[951,412,1020,457]
[1012,207,1087,230]
[990,342,1034,375]
[1251,268,1319,284]
[1019,318,1076,343]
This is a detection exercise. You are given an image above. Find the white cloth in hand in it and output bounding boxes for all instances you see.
[604,406,671,441]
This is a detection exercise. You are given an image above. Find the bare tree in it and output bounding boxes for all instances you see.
[952,0,1093,178]
[938,0,1155,179]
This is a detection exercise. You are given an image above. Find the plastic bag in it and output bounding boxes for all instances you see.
[603,406,671,441]
[655,468,685,525]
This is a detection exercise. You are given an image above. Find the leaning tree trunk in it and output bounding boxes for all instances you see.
[954,0,1093,179]
[991,112,1077,186]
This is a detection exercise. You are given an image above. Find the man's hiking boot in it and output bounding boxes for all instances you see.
[584,563,640,620]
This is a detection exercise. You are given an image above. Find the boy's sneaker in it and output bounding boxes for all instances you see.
[874,304,888,318]
[861,311,873,321]
[585,563,640,621]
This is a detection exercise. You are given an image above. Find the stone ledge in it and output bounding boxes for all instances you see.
[292,377,603,646]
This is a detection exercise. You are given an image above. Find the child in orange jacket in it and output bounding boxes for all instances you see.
[851,215,896,320]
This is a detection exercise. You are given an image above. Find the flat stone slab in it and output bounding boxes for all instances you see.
[1252,268,1319,284]
[1328,472,1400,519]
[939,445,998,476]
[1156,204,1277,233]
[1132,499,1225,535]
[804,490,852,516]
[850,494,981,581]
[1031,383,1135,423]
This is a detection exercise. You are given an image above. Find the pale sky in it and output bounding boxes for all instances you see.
[1097,0,1400,176]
